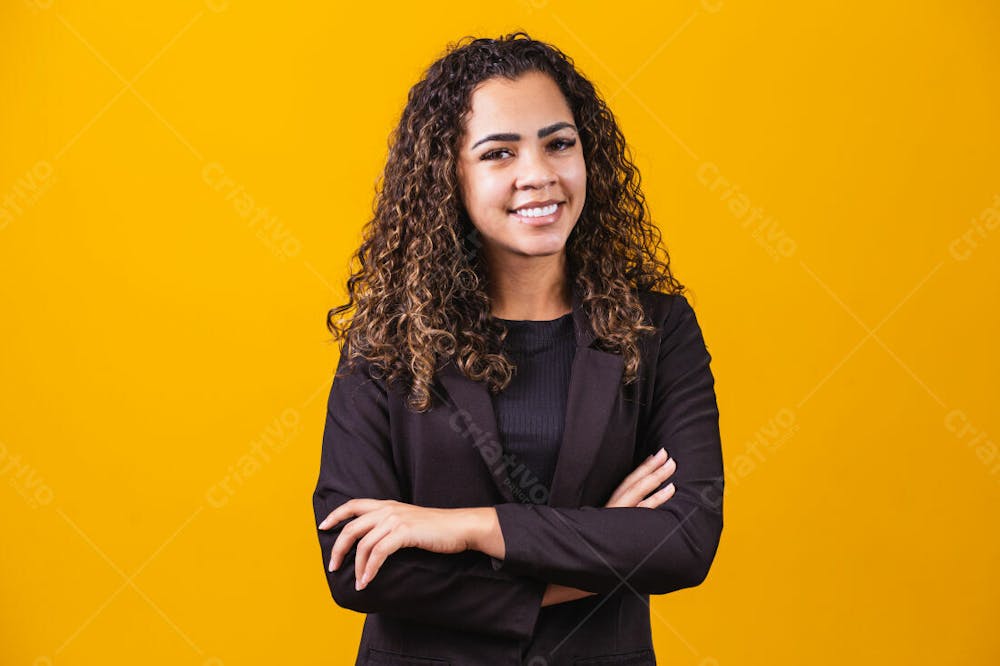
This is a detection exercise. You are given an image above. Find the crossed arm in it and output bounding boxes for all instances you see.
[318,445,678,607]
[312,295,723,641]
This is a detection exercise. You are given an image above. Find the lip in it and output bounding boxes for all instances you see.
[509,199,563,212]
[509,201,563,226]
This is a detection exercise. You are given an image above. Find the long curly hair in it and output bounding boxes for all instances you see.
[327,31,685,412]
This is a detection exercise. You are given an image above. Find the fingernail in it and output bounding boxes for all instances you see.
[656,448,666,459]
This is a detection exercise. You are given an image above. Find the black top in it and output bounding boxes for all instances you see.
[490,312,576,505]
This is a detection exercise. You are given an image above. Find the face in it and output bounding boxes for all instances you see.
[456,70,586,268]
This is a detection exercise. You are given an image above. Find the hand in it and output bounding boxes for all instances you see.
[318,499,475,590]
[543,448,677,607]
[605,447,677,508]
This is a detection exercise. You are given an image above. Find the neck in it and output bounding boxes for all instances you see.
[484,252,572,320]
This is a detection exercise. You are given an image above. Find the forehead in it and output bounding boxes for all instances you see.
[463,71,574,137]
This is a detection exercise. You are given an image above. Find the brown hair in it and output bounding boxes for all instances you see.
[327,31,685,412]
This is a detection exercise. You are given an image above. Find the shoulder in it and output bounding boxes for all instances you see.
[635,289,709,358]
[333,343,392,396]
[635,288,696,329]
[635,289,713,373]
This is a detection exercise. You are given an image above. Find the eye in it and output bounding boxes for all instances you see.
[549,138,576,151]
[481,148,512,161]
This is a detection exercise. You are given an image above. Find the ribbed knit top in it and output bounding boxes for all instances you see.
[490,312,576,505]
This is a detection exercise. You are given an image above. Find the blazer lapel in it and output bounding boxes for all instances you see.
[435,283,625,507]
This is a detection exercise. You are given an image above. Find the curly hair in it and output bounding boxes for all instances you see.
[326,31,686,412]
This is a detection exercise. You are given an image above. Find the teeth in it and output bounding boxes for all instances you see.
[513,203,558,218]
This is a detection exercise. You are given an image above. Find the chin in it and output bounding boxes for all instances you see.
[512,242,568,257]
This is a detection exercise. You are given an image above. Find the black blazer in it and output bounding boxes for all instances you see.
[312,285,724,666]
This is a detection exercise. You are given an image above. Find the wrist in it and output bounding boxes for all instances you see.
[463,507,503,558]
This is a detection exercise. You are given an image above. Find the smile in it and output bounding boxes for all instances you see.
[513,203,558,217]
[509,202,563,226]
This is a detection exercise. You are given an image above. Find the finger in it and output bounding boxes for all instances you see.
[637,482,676,509]
[619,457,675,507]
[319,498,385,530]
[608,449,668,505]
[319,499,357,530]
[319,503,352,531]
[618,457,676,507]
[329,512,378,572]
[359,531,401,591]
[354,521,395,588]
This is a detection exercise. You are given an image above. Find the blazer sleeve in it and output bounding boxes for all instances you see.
[488,294,724,595]
[312,348,546,641]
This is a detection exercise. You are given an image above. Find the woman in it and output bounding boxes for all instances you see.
[313,31,724,666]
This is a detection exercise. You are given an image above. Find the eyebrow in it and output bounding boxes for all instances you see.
[470,121,577,151]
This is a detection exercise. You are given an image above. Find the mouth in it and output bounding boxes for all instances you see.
[508,201,564,226]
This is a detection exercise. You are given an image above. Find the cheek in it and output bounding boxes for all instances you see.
[570,158,587,194]
[469,172,509,209]
[460,174,506,230]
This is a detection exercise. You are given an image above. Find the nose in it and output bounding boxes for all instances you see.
[515,146,557,191]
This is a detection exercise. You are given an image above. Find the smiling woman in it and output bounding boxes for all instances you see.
[457,73,586,269]
[312,31,723,666]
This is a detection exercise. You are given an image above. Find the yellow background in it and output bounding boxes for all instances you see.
[2,1,998,664]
